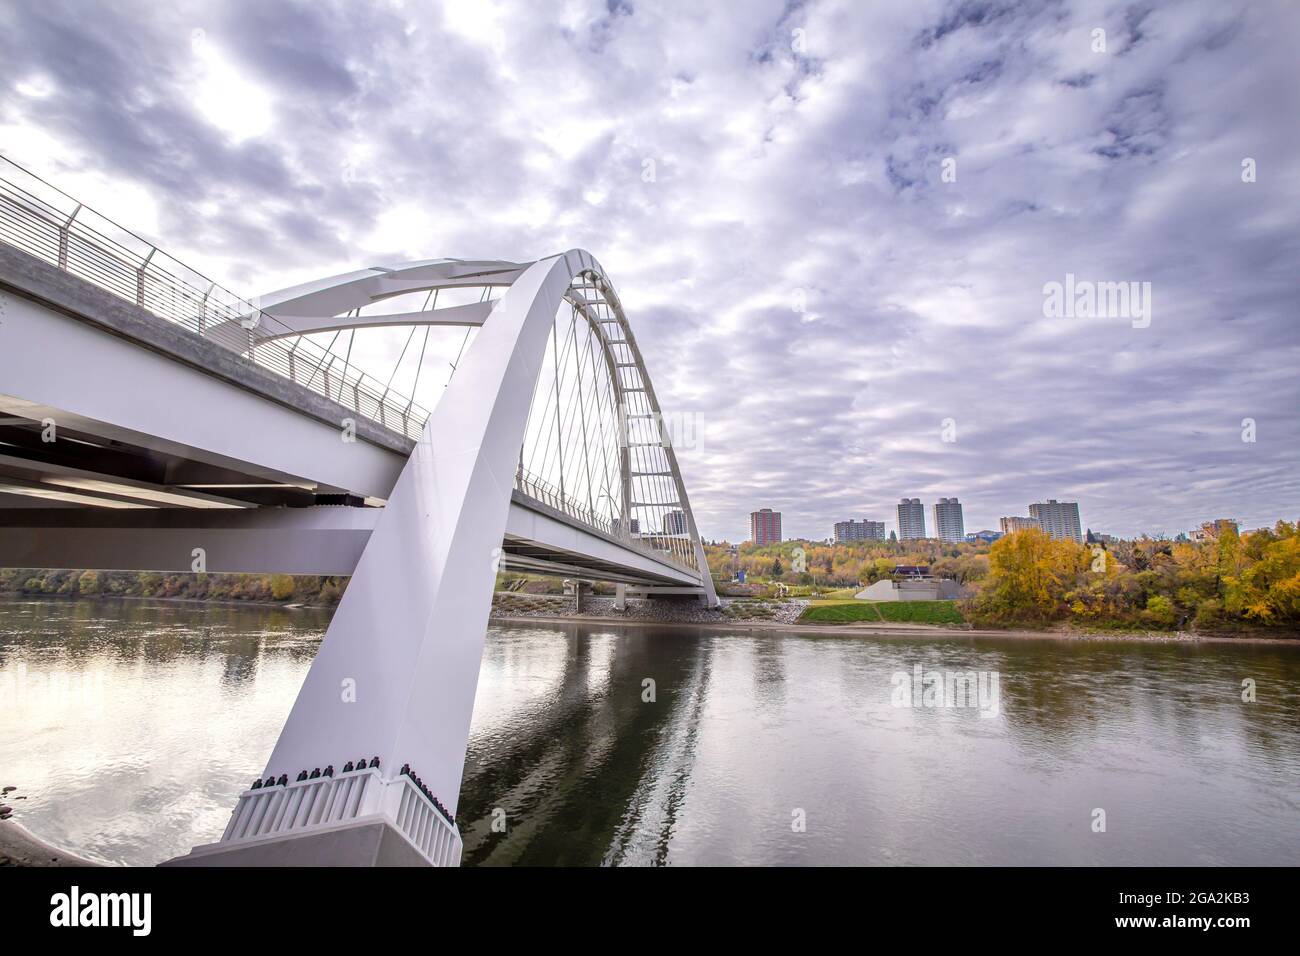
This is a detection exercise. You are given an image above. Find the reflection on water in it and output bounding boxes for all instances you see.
[2,597,1298,866]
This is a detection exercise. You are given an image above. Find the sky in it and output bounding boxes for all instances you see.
[1,0,1297,542]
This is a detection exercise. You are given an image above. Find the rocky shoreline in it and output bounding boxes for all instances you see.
[491,593,810,626]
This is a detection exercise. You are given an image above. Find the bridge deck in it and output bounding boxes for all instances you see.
[0,245,702,588]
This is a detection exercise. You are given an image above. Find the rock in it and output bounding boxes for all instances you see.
[490,592,810,627]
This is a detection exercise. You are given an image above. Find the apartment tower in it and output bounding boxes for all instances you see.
[1028,500,1083,542]
[750,508,782,546]
[896,498,926,540]
[932,498,965,542]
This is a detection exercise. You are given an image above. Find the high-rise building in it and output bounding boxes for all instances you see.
[1000,516,1040,535]
[663,510,687,535]
[834,519,886,543]
[932,498,965,542]
[896,498,926,540]
[750,508,782,546]
[1028,499,1083,542]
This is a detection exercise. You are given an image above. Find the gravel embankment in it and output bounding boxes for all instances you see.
[490,593,809,626]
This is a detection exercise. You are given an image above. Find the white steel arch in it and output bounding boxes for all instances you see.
[236,251,715,593]
[169,249,715,868]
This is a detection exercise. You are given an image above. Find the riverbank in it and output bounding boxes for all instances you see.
[0,591,334,611]
[10,592,1294,644]
[0,819,99,867]
[490,608,1300,645]
[0,781,100,866]
[493,592,810,625]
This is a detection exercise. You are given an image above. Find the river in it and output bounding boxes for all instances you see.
[1,596,1297,866]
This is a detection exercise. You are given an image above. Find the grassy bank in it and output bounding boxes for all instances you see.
[799,600,966,626]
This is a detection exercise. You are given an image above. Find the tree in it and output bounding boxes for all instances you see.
[970,528,1086,623]
[1141,594,1177,629]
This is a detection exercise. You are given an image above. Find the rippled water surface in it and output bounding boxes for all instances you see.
[2,597,1298,866]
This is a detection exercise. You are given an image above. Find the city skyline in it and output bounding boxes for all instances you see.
[738,494,1256,545]
[2,1,1295,544]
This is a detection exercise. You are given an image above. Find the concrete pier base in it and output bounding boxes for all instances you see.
[161,818,440,867]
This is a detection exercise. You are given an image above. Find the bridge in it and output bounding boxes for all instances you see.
[0,157,717,866]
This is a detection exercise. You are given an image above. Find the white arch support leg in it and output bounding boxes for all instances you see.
[164,255,577,867]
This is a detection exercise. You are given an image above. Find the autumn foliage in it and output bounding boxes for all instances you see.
[707,519,1300,632]
[968,522,1300,630]
[0,568,347,606]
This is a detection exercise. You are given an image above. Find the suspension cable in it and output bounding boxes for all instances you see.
[407,325,430,412]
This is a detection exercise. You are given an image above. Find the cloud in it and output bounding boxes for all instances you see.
[1,0,1297,540]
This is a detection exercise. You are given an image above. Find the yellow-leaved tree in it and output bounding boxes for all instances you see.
[970,528,1087,624]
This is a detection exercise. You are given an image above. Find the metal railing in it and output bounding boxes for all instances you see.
[514,466,699,575]
[392,773,460,866]
[0,156,429,440]
[223,766,381,844]
[220,766,459,866]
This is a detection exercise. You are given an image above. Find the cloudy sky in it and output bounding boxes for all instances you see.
[2,0,1297,541]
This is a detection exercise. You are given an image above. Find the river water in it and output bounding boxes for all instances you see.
[1,596,1297,866]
